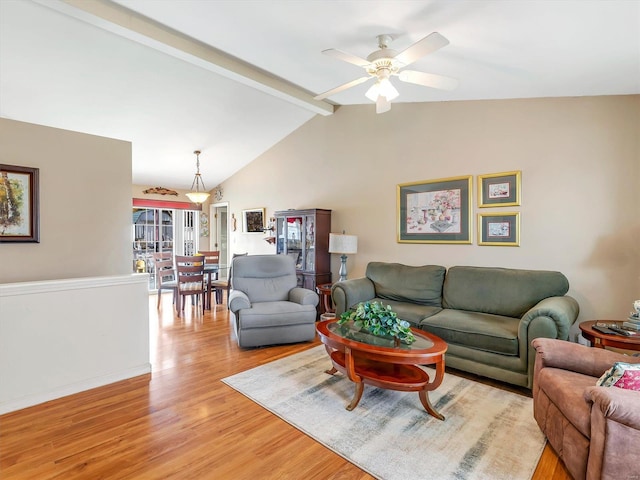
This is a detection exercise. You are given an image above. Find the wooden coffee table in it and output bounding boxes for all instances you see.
[579,320,640,351]
[316,320,448,420]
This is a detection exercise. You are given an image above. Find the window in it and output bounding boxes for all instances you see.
[132,207,200,289]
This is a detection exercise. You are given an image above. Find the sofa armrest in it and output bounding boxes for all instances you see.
[228,290,251,314]
[331,278,376,315]
[289,287,319,307]
[520,295,580,341]
[584,386,640,430]
[532,337,640,377]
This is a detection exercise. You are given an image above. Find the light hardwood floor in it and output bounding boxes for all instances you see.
[0,294,571,479]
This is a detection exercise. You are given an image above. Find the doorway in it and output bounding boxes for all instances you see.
[210,202,229,277]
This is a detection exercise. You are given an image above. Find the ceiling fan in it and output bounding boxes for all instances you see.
[314,33,458,114]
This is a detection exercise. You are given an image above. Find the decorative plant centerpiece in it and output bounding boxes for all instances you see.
[339,301,415,345]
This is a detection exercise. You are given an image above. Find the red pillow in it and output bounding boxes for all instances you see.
[597,362,640,391]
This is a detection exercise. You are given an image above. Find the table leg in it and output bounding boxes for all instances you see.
[343,347,366,410]
[419,358,446,420]
[418,390,445,420]
[347,382,364,411]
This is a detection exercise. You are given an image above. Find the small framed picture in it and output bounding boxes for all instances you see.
[478,212,520,246]
[0,164,40,243]
[242,208,265,233]
[478,171,521,207]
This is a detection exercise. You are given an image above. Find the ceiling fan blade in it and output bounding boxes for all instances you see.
[322,48,372,68]
[398,70,459,91]
[394,32,450,67]
[376,95,391,114]
[313,76,372,101]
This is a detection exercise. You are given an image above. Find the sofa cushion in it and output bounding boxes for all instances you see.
[237,301,317,329]
[366,262,446,307]
[536,367,594,438]
[442,266,569,318]
[420,309,519,356]
[372,297,441,326]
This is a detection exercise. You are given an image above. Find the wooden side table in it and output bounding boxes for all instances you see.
[316,283,334,314]
[579,320,640,351]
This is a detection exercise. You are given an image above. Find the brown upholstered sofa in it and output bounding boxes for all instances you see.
[532,338,640,480]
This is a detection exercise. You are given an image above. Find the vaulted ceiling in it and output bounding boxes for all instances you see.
[1,0,638,190]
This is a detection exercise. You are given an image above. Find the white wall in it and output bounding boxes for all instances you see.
[220,96,640,323]
[0,275,150,414]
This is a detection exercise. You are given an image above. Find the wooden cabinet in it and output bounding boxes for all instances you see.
[274,209,331,291]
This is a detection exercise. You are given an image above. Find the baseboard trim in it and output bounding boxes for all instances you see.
[0,363,152,415]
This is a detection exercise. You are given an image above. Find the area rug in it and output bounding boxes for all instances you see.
[222,345,546,480]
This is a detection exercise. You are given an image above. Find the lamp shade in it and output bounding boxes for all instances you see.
[329,233,358,255]
[365,78,399,102]
[186,191,210,203]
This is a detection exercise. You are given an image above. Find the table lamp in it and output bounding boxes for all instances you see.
[329,233,358,282]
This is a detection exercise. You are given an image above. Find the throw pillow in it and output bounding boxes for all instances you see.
[596,362,640,391]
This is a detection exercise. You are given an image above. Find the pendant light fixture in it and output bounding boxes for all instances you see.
[185,150,210,204]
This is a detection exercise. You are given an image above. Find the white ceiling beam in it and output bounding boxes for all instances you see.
[32,0,334,116]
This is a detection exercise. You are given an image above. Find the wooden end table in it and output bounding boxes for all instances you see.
[316,283,334,314]
[316,320,448,420]
[579,320,640,351]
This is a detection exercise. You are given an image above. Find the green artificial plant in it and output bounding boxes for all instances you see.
[338,301,415,344]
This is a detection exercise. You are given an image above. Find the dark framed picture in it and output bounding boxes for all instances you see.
[242,208,265,233]
[397,175,472,244]
[0,164,40,243]
[478,171,521,207]
[478,212,520,246]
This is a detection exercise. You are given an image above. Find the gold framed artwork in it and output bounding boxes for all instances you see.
[397,175,472,244]
[478,171,521,207]
[478,212,520,246]
[0,164,40,243]
[242,208,265,233]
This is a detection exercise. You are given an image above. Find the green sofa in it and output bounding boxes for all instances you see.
[331,262,580,388]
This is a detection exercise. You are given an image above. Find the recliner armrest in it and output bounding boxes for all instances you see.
[585,386,640,430]
[289,287,319,306]
[532,337,640,378]
[331,278,376,315]
[228,290,251,313]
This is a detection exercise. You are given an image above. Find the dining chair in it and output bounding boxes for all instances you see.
[209,252,247,307]
[198,251,220,271]
[198,250,220,308]
[175,255,206,317]
[152,252,173,287]
[155,258,177,309]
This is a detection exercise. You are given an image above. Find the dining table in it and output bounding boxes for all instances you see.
[203,263,219,310]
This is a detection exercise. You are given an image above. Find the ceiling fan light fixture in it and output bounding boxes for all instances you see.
[185,150,210,204]
[317,31,456,114]
[365,77,399,103]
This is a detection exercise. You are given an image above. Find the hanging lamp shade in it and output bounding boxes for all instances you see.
[186,150,210,204]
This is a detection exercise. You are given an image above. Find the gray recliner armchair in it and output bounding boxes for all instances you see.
[228,254,319,348]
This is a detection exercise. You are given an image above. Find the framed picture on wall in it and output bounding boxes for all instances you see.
[478,212,520,246]
[397,175,473,244]
[242,208,265,233]
[0,164,40,243]
[478,171,521,207]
